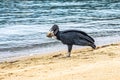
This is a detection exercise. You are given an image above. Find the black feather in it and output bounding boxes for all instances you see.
[62,30,95,43]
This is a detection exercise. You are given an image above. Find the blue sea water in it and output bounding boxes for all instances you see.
[0,0,120,61]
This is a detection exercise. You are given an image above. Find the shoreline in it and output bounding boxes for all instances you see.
[1,35,120,62]
[1,42,120,63]
[0,42,120,80]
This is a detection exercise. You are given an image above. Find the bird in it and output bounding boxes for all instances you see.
[47,24,96,57]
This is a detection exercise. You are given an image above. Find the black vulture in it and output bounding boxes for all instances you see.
[47,25,96,57]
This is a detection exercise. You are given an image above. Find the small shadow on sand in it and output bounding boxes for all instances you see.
[52,54,62,58]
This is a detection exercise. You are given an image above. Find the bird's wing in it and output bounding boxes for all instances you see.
[62,30,95,43]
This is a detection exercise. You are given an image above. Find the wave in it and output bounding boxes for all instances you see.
[0,41,61,52]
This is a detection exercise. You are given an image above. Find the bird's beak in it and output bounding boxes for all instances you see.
[46,31,54,38]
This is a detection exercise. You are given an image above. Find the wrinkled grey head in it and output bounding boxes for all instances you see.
[50,24,59,33]
[47,25,59,38]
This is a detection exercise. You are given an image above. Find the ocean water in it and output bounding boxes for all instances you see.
[0,0,120,61]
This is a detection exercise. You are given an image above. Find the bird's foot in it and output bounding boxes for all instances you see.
[66,53,71,57]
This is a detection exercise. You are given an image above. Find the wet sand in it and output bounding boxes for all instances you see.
[0,43,120,80]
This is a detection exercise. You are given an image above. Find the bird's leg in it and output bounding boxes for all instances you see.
[66,45,73,57]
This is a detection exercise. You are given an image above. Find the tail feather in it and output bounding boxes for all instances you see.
[90,44,96,49]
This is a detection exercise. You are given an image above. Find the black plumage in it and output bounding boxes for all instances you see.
[47,25,96,57]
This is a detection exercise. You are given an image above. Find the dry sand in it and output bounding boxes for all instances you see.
[0,43,120,80]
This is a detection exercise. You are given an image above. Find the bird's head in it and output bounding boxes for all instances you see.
[47,25,59,38]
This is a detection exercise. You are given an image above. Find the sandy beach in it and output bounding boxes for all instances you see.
[0,43,120,80]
